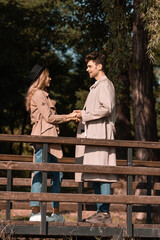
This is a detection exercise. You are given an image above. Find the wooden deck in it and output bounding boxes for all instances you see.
[0,134,160,239]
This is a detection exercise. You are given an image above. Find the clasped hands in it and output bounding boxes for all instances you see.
[66,110,82,122]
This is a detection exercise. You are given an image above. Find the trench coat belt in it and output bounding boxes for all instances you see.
[108,121,116,134]
[84,120,116,138]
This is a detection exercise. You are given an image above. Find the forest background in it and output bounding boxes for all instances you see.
[0,0,160,162]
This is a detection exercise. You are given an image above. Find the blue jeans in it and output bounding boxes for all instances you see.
[30,147,63,208]
[93,182,111,213]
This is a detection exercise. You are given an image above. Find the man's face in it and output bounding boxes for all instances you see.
[86,60,101,79]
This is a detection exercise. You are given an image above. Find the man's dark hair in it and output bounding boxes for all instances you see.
[85,51,106,71]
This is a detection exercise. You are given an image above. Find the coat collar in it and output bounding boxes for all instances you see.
[42,90,56,106]
[42,90,49,97]
[90,75,109,89]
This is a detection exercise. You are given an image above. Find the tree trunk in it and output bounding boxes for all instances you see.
[130,0,158,162]
[130,0,158,221]
[115,75,131,160]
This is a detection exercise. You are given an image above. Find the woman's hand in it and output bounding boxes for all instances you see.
[65,112,78,122]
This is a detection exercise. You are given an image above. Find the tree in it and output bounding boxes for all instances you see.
[129,0,160,221]
[0,0,79,154]
[130,0,159,162]
[102,0,133,159]
[60,0,133,159]
[0,0,159,161]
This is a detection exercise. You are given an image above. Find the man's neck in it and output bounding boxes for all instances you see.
[95,71,105,81]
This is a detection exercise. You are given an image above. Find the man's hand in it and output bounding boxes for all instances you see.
[73,110,82,119]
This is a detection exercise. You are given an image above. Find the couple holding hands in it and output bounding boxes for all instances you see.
[26,51,117,223]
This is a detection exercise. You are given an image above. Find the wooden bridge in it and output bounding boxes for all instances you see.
[0,134,160,239]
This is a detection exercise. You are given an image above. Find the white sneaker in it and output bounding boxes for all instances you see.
[29,212,54,222]
[51,213,65,222]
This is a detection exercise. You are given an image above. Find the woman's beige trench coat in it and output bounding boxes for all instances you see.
[30,89,66,159]
[75,76,117,182]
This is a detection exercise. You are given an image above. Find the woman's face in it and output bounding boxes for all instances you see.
[41,70,52,89]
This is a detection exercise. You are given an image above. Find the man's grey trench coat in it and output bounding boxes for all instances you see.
[75,76,117,182]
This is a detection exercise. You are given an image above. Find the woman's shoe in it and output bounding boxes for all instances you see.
[51,213,65,222]
[29,212,54,222]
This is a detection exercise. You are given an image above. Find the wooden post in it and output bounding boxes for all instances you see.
[127,148,133,237]
[78,182,83,222]
[6,170,12,220]
[147,175,152,223]
[40,143,48,235]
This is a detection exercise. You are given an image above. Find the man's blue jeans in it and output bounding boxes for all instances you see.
[30,147,63,208]
[93,182,111,213]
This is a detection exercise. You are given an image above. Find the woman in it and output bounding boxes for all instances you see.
[26,64,76,222]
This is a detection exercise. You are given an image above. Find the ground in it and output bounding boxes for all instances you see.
[0,209,127,223]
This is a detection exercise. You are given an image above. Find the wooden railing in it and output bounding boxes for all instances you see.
[0,134,160,239]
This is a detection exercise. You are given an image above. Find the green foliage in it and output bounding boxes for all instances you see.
[75,89,89,109]
[102,0,132,93]
[139,0,160,62]
[0,0,159,155]
[0,0,78,154]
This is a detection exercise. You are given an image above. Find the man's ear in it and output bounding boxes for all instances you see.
[97,64,103,71]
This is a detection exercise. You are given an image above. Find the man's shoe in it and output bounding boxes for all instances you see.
[83,212,112,224]
[51,213,65,222]
[29,212,54,222]
[82,212,99,222]
[102,213,112,224]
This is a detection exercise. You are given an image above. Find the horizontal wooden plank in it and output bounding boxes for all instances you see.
[0,221,124,237]
[1,221,160,238]
[1,221,160,229]
[84,204,160,213]
[0,154,75,164]
[0,161,160,176]
[0,178,79,188]
[0,154,32,162]
[1,177,160,190]
[1,201,160,213]
[118,160,160,167]
[0,134,160,149]
[0,191,160,205]
[0,201,78,211]
[0,178,124,191]
[1,154,160,168]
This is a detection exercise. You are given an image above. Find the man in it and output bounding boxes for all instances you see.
[75,51,117,224]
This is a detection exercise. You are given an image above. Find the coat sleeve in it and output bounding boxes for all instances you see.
[32,90,66,124]
[82,83,115,122]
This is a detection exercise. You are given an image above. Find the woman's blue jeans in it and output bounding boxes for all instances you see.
[93,182,111,213]
[30,147,63,208]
